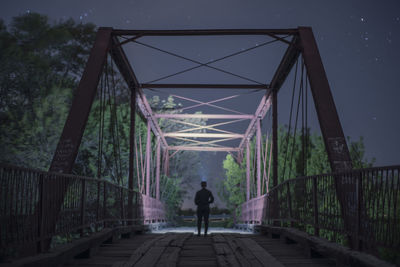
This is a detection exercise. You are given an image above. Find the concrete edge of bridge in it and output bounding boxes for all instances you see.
[255,225,396,267]
[1,225,146,267]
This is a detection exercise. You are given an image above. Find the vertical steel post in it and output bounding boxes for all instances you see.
[128,89,136,225]
[156,137,161,200]
[256,119,262,197]
[272,90,278,187]
[145,120,151,196]
[164,149,170,176]
[272,89,279,225]
[246,139,251,201]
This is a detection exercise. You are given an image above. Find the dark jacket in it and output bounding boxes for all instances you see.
[195,188,214,207]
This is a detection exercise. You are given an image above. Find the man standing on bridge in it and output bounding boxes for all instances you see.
[195,181,214,236]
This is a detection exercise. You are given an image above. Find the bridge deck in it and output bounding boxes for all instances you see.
[63,232,336,267]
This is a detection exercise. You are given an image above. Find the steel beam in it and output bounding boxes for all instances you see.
[272,90,278,188]
[112,29,298,36]
[246,140,251,201]
[109,36,168,149]
[298,26,354,246]
[46,27,112,252]
[168,146,239,152]
[256,119,262,197]
[238,93,272,152]
[50,28,112,173]
[298,27,352,171]
[155,114,254,119]
[269,35,301,92]
[164,133,243,139]
[155,137,161,200]
[128,88,136,224]
[141,83,269,89]
[145,120,151,196]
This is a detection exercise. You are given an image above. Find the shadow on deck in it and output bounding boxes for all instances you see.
[5,226,394,267]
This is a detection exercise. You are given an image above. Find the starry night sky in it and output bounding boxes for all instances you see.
[1,0,399,208]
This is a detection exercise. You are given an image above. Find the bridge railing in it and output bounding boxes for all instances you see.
[141,194,167,224]
[262,165,400,252]
[0,163,142,257]
[240,194,267,224]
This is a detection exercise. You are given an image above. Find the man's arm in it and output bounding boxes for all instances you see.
[209,191,214,204]
[195,191,200,205]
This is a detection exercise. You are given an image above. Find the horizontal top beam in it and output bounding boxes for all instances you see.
[141,83,269,89]
[168,146,239,152]
[112,29,299,36]
[155,114,254,119]
[164,132,243,138]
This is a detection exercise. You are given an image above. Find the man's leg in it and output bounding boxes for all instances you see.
[204,208,210,236]
[197,208,203,236]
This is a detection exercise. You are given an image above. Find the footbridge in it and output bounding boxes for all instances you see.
[1,27,399,266]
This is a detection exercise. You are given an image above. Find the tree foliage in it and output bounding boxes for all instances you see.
[219,125,375,215]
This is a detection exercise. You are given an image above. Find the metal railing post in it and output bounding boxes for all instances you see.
[80,179,86,237]
[38,173,45,253]
[312,176,319,236]
[287,182,293,227]
[356,171,362,250]
[103,181,107,228]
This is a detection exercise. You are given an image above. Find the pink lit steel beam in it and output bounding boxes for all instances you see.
[155,137,160,200]
[170,136,239,146]
[256,119,261,197]
[155,114,254,119]
[170,119,238,135]
[238,93,272,152]
[109,35,168,149]
[171,94,244,115]
[179,94,240,112]
[145,120,151,196]
[136,89,168,148]
[164,132,243,139]
[246,139,251,201]
[171,118,247,135]
[141,83,269,89]
[168,146,239,152]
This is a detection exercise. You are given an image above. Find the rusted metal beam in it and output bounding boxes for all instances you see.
[164,133,243,139]
[50,28,112,173]
[112,29,299,36]
[168,146,239,152]
[298,27,352,171]
[298,26,354,246]
[155,114,254,119]
[141,83,269,89]
[269,35,301,91]
[46,27,113,252]
[110,36,168,148]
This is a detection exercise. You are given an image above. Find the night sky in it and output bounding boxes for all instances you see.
[1,0,399,209]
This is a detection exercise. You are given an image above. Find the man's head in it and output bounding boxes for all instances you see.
[201,181,207,188]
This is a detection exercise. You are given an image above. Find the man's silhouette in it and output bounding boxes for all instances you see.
[194,181,214,236]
